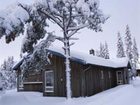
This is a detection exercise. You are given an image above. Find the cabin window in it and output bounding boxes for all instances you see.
[108,71,111,79]
[116,71,123,85]
[45,70,54,92]
[101,70,104,79]
[19,74,23,88]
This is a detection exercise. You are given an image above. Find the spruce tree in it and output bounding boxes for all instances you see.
[133,38,139,68]
[117,32,125,58]
[98,42,109,59]
[125,25,133,61]
[125,25,135,77]
[99,43,105,58]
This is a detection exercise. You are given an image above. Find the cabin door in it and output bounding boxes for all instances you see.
[116,71,123,85]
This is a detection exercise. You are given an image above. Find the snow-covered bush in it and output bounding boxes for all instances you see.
[0,57,16,90]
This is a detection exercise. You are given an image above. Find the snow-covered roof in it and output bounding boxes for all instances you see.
[13,46,130,70]
[12,58,24,70]
[47,46,129,68]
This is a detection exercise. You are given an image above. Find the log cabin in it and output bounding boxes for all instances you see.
[13,47,131,97]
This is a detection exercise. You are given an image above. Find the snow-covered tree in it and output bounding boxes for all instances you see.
[21,35,56,77]
[0,72,4,90]
[125,25,133,61]
[104,41,109,59]
[97,42,109,59]
[0,56,16,90]
[125,25,136,77]
[99,43,105,58]
[0,0,107,98]
[116,32,125,58]
[133,38,139,69]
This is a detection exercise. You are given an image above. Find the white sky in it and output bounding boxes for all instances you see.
[0,0,140,64]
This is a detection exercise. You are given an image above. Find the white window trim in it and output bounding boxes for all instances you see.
[23,82,43,84]
[45,70,54,92]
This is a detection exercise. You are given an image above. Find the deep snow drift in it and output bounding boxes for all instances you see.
[1,77,140,105]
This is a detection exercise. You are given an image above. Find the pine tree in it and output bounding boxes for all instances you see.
[117,32,125,58]
[98,42,109,59]
[133,38,139,68]
[125,25,135,77]
[125,25,133,61]
[99,43,104,58]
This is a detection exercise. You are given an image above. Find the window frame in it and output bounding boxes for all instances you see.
[18,74,23,89]
[45,70,54,92]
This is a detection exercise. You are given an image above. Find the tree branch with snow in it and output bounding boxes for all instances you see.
[0,0,108,99]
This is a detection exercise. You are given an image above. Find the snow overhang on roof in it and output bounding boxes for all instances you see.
[47,46,129,68]
[12,59,24,70]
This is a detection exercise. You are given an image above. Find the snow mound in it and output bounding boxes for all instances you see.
[1,79,140,105]
[0,90,30,105]
[132,77,140,87]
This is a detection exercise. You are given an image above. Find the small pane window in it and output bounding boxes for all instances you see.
[45,70,54,92]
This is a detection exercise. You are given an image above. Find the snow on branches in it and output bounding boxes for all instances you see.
[133,38,139,64]
[0,57,16,90]
[0,4,29,42]
[0,0,107,46]
[0,0,107,99]
[96,42,109,59]
[117,32,125,58]
[125,25,133,61]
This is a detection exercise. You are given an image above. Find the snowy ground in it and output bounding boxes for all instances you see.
[1,77,140,105]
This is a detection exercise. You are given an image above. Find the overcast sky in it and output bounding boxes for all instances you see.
[0,0,140,64]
